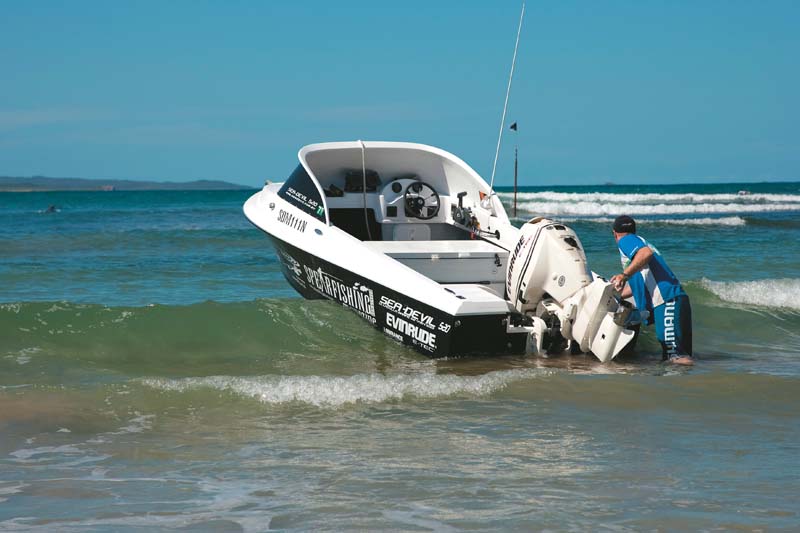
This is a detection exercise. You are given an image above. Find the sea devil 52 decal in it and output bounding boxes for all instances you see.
[277,164,327,221]
[379,296,450,333]
[303,265,376,324]
[283,187,322,219]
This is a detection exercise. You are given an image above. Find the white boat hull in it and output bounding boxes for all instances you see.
[244,141,637,361]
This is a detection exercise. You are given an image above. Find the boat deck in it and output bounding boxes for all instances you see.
[364,239,509,302]
[364,239,505,259]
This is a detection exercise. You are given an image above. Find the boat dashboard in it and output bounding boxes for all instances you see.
[321,174,477,242]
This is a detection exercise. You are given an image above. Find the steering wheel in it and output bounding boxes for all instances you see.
[404,181,440,220]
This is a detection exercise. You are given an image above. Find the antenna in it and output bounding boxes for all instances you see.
[359,140,373,241]
[489,2,525,191]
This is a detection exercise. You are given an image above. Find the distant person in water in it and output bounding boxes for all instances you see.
[610,215,694,365]
[44,205,58,213]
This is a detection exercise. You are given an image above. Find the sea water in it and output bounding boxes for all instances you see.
[1,183,799,530]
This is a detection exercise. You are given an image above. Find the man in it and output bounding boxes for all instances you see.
[610,215,694,365]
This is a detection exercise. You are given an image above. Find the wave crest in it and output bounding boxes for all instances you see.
[516,201,800,216]
[701,278,800,311]
[533,216,747,226]
[141,369,548,407]
[498,191,800,204]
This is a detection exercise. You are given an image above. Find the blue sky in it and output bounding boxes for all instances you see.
[1,1,798,186]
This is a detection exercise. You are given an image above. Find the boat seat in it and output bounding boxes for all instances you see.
[364,240,508,288]
[365,239,504,258]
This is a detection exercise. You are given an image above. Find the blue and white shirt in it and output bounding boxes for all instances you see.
[618,234,685,318]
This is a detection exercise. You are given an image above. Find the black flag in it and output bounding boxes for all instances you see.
[510,122,518,131]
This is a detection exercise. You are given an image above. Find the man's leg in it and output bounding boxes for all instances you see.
[674,295,693,356]
[653,303,668,359]
[656,298,693,365]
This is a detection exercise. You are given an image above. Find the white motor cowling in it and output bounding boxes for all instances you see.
[506,218,593,311]
[506,218,635,362]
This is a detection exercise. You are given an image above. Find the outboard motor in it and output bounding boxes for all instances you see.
[506,218,635,362]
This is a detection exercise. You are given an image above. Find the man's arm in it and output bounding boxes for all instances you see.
[618,282,633,299]
[610,246,653,291]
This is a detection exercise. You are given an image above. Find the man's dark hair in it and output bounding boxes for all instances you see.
[613,215,636,234]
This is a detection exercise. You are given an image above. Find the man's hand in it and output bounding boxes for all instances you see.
[610,273,628,291]
[611,246,652,292]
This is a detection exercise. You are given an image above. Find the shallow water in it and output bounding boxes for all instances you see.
[2,183,800,530]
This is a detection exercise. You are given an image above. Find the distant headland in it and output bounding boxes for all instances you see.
[0,176,254,192]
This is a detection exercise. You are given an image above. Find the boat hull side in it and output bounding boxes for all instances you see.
[266,234,527,358]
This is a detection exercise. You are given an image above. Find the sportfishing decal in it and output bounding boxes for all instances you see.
[303,265,377,324]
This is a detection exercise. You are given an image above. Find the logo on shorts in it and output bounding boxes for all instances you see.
[663,299,677,357]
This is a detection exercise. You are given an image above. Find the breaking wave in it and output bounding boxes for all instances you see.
[140,369,548,407]
[701,278,800,311]
[0,299,404,377]
[515,201,800,216]
[498,191,800,204]
[532,216,747,226]
[497,190,800,217]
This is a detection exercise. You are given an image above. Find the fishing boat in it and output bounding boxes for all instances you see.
[243,140,638,362]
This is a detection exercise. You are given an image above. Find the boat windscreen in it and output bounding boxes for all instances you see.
[278,164,326,222]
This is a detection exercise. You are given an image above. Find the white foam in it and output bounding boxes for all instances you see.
[0,483,27,503]
[654,216,747,226]
[498,191,800,204]
[5,347,42,365]
[9,444,85,462]
[141,369,547,407]
[549,216,746,226]
[516,200,800,216]
[702,278,800,311]
[108,413,155,435]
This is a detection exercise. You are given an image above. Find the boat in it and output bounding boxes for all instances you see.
[243,141,638,362]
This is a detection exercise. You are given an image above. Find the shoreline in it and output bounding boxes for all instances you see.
[0,176,253,192]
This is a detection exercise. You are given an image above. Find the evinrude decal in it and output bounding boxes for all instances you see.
[509,223,550,305]
[278,209,307,233]
[303,265,377,324]
[506,233,532,298]
[386,312,438,352]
